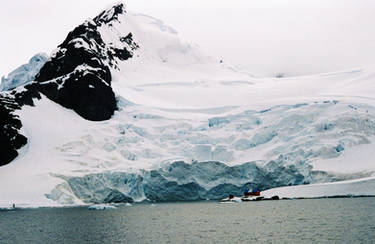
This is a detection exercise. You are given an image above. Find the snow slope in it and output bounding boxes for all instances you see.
[263,176,375,199]
[1,3,375,207]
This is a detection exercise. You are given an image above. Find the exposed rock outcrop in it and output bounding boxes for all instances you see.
[35,3,138,121]
[0,95,27,166]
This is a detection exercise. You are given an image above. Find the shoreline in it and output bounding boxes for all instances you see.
[2,195,375,211]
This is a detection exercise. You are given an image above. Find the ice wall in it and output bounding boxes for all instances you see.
[1,53,48,91]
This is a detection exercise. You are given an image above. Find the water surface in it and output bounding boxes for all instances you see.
[1,198,375,243]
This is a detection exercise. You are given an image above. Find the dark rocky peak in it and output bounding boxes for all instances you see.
[1,2,137,166]
[34,2,139,121]
[94,2,125,26]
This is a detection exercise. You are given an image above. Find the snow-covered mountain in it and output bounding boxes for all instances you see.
[1,2,375,207]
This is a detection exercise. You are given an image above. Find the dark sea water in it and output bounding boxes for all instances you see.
[1,198,375,243]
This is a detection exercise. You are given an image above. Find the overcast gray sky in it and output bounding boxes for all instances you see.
[1,0,375,77]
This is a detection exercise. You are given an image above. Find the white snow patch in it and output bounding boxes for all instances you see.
[312,143,375,173]
[0,97,94,208]
[263,176,375,198]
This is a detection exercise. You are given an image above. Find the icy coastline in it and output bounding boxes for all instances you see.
[1,3,375,208]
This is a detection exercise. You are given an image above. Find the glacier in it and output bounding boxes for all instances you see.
[44,99,375,205]
[48,160,332,204]
[1,2,375,208]
[0,53,48,91]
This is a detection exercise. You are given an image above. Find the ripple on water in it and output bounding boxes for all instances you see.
[0,198,375,243]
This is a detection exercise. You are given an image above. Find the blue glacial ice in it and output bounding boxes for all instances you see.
[48,101,375,204]
[0,53,49,91]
